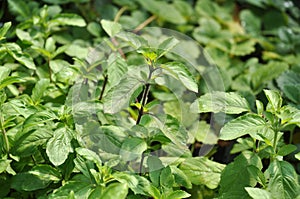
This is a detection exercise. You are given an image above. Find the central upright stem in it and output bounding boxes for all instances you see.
[136,62,154,125]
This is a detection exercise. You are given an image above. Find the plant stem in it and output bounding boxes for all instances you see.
[139,152,145,175]
[114,6,128,22]
[99,75,108,101]
[136,63,153,125]
[133,15,157,33]
[0,114,9,153]
[136,83,150,125]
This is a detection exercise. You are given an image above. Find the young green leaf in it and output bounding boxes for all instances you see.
[0,22,12,40]
[264,89,282,113]
[277,144,297,156]
[31,79,50,104]
[193,91,250,114]
[46,127,74,166]
[161,62,198,92]
[75,148,102,168]
[179,157,225,189]
[157,37,180,59]
[220,114,271,140]
[166,190,191,199]
[116,31,148,49]
[266,160,300,199]
[101,19,122,37]
[4,43,36,70]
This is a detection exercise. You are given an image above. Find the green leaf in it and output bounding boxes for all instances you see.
[230,38,256,56]
[116,31,148,49]
[170,165,192,189]
[295,152,300,160]
[157,37,180,59]
[119,137,147,161]
[277,144,297,156]
[279,105,300,127]
[160,166,174,189]
[0,76,22,90]
[7,0,30,19]
[193,91,250,114]
[137,0,186,24]
[0,67,10,82]
[113,173,160,197]
[46,127,74,166]
[0,159,12,174]
[219,151,263,199]
[101,183,128,199]
[4,43,36,70]
[52,13,86,27]
[264,89,282,113]
[0,22,12,40]
[266,160,300,199]
[101,19,122,37]
[50,174,92,198]
[277,71,300,104]
[87,22,102,37]
[166,190,191,199]
[11,165,61,191]
[256,100,264,115]
[240,10,261,35]
[220,114,271,140]
[162,62,198,92]
[252,61,288,90]
[31,79,50,104]
[103,77,143,114]
[49,59,70,73]
[245,188,272,199]
[75,148,102,168]
[179,157,225,189]
[147,155,163,187]
[12,128,52,157]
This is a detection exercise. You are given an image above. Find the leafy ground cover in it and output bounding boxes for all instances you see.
[0,0,300,198]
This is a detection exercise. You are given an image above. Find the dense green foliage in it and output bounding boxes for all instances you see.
[0,0,300,198]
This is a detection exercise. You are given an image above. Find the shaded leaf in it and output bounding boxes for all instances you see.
[103,77,143,114]
[193,91,250,114]
[137,0,186,24]
[31,79,50,104]
[120,137,147,161]
[219,151,263,199]
[179,157,225,189]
